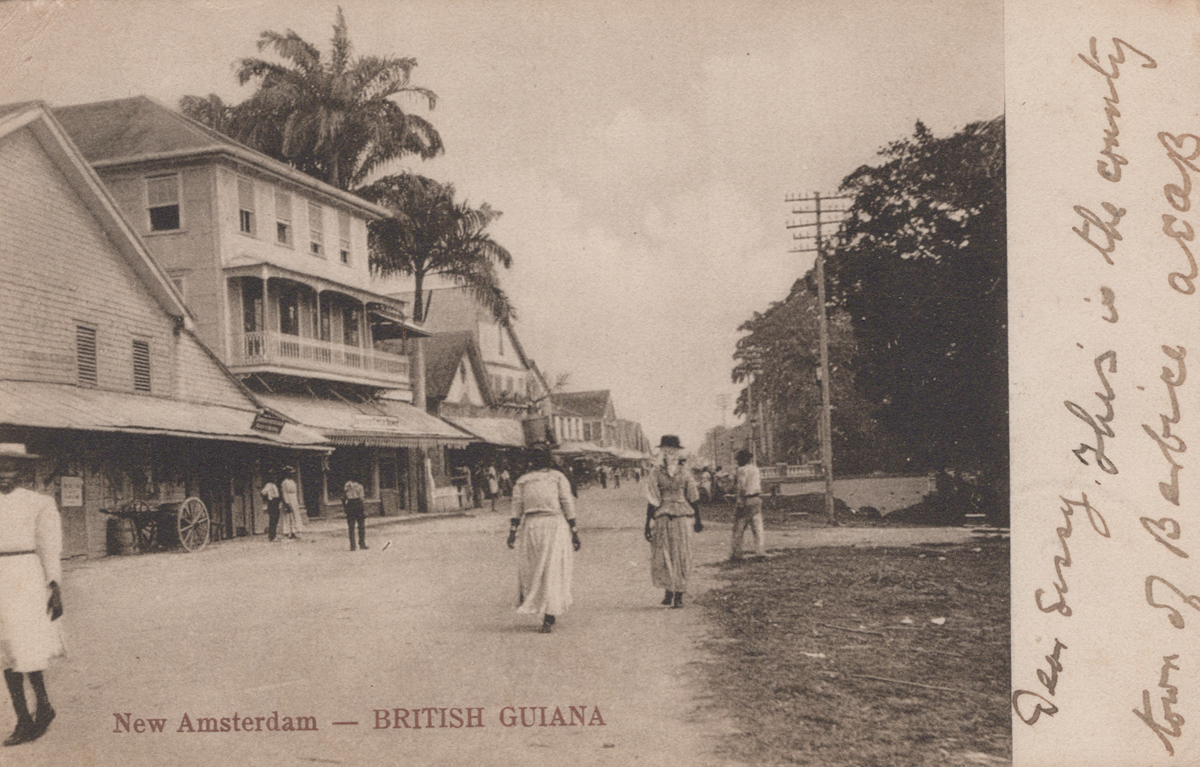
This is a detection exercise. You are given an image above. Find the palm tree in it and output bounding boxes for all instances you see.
[357,172,515,324]
[181,7,441,190]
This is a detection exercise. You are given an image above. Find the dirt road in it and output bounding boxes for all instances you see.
[11,485,740,767]
[8,484,980,766]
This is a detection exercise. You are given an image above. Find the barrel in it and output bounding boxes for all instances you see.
[105,516,139,555]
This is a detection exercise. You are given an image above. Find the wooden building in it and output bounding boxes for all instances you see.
[0,102,328,557]
[53,97,471,518]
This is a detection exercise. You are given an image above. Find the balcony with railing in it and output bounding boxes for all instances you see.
[229,331,410,387]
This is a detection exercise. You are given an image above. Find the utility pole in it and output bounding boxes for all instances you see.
[786,191,849,524]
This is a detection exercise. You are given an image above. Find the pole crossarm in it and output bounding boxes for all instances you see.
[784,190,841,524]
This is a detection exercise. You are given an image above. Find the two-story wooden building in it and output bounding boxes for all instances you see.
[0,101,330,557]
[54,97,470,518]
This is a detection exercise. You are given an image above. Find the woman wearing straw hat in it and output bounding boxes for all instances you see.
[644,435,703,608]
[506,444,580,633]
[0,444,63,746]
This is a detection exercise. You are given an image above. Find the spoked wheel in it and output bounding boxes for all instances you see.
[177,497,210,552]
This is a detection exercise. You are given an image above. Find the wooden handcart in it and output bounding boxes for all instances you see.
[101,497,211,553]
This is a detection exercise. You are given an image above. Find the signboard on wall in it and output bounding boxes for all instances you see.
[59,476,83,507]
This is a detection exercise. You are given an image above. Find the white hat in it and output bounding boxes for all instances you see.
[0,443,40,460]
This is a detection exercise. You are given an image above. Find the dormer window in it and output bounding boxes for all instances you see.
[147,174,180,231]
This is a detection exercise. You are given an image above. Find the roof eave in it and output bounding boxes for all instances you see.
[89,146,391,221]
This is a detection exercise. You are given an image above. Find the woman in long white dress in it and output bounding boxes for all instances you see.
[0,445,63,747]
[506,447,580,633]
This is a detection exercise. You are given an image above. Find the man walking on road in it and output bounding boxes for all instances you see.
[731,449,765,560]
[343,478,367,551]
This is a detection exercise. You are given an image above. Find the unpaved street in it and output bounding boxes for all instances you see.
[8,485,977,767]
[11,485,739,767]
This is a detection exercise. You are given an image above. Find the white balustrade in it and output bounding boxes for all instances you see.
[231,331,409,383]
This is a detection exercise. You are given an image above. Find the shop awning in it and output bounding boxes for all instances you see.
[0,381,329,449]
[444,416,527,448]
[256,393,473,449]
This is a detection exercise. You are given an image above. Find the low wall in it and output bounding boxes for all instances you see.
[777,474,936,515]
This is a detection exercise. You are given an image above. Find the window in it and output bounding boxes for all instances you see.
[308,202,324,256]
[460,363,467,384]
[147,174,180,231]
[338,211,351,264]
[319,302,332,342]
[342,305,359,347]
[132,339,151,393]
[241,280,264,332]
[237,177,256,235]
[76,325,97,386]
[275,190,293,246]
[279,286,301,336]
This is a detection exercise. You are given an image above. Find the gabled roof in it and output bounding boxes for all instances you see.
[424,330,492,402]
[551,390,614,420]
[53,96,389,220]
[393,286,535,370]
[0,101,193,327]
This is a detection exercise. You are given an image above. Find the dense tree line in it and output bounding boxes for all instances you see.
[737,117,1006,511]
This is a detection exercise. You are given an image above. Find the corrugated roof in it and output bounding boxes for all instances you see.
[444,416,526,447]
[0,381,327,449]
[256,393,471,446]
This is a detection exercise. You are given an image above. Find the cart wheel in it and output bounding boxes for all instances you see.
[177,497,210,552]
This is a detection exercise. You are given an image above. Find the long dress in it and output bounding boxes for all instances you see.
[280,477,304,535]
[646,463,700,593]
[0,488,64,672]
[513,469,576,616]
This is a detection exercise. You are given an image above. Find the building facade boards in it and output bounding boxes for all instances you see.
[549,390,650,461]
[49,96,472,520]
[398,286,549,409]
[0,102,328,558]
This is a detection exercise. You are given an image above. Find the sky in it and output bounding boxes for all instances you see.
[0,0,1002,453]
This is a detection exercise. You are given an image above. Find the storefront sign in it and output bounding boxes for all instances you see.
[352,414,401,431]
[59,476,83,507]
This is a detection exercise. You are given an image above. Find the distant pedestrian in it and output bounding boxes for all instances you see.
[486,465,499,499]
[507,445,580,633]
[343,478,367,551]
[500,467,512,497]
[279,467,303,540]
[613,469,621,489]
[598,466,608,489]
[260,475,281,542]
[731,450,765,559]
[0,444,63,747]
[644,435,702,608]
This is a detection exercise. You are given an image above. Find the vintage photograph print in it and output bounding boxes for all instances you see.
[0,1,1006,765]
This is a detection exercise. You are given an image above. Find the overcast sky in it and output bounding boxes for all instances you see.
[0,0,1002,453]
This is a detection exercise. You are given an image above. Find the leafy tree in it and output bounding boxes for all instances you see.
[356,172,514,323]
[828,117,1006,485]
[181,7,441,190]
[733,272,905,473]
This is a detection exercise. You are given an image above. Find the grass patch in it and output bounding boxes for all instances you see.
[699,537,1010,766]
